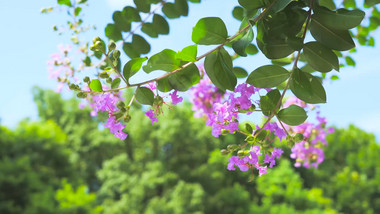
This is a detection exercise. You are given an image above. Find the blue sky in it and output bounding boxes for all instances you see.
[0,0,379,140]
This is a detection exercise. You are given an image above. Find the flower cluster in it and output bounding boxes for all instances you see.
[283,97,334,168]
[81,89,127,140]
[47,44,76,92]
[227,146,284,176]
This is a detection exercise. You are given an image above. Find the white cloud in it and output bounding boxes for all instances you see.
[106,0,134,10]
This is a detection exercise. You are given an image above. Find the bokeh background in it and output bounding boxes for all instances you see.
[0,0,379,213]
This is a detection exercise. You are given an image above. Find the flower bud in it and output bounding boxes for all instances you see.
[220,149,229,155]
[77,92,87,99]
[294,133,304,142]
[69,83,79,91]
[83,76,90,83]
[99,72,109,79]
[245,135,254,143]
[112,50,121,59]
[123,114,131,122]
[106,77,113,83]
[227,144,239,151]
[116,101,125,109]
[221,129,230,135]
[237,150,245,157]
[108,42,116,52]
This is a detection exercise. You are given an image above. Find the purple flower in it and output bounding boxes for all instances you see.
[227,156,239,171]
[169,90,183,105]
[258,166,267,176]
[290,141,325,168]
[145,109,158,125]
[104,116,128,140]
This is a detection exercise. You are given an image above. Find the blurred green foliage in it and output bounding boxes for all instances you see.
[0,88,379,213]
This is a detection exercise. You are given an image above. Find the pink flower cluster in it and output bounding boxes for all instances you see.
[227,146,283,176]
[85,91,127,140]
[283,97,334,168]
[47,44,76,92]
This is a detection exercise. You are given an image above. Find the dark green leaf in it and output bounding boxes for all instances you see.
[157,78,173,92]
[134,0,150,13]
[246,44,259,55]
[310,15,355,51]
[135,87,154,105]
[153,14,169,35]
[313,7,365,30]
[272,0,293,13]
[143,49,180,73]
[260,89,281,116]
[162,3,181,19]
[123,6,141,22]
[113,11,131,32]
[111,78,121,89]
[123,43,140,58]
[303,42,339,73]
[141,23,159,38]
[233,67,248,78]
[168,64,200,91]
[175,0,189,16]
[246,65,290,88]
[123,57,148,80]
[192,17,228,45]
[277,105,307,126]
[204,48,237,91]
[89,79,103,92]
[232,27,254,57]
[238,0,266,10]
[177,45,197,62]
[319,0,336,10]
[105,24,123,42]
[232,6,244,21]
[132,34,150,54]
[365,0,380,7]
[290,69,327,104]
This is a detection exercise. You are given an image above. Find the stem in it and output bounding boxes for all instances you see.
[90,1,277,94]
[123,1,167,42]
[277,118,291,138]
[103,51,129,85]
[253,0,314,139]
[128,87,139,107]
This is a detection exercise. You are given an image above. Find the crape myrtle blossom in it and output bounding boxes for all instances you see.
[228,146,283,176]
[47,44,77,92]
[283,96,334,168]
[80,86,128,140]
[144,84,183,125]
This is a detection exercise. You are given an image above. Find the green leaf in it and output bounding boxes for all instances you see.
[167,64,200,91]
[204,47,237,91]
[143,49,180,73]
[123,43,139,58]
[135,87,154,105]
[192,17,228,45]
[319,0,336,10]
[303,42,339,73]
[162,3,181,19]
[232,6,244,21]
[175,0,189,16]
[89,79,103,92]
[232,27,254,57]
[123,57,148,80]
[233,67,248,78]
[111,78,121,89]
[365,0,380,7]
[257,37,293,59]
[58,0,72,7]
[177,45,197,62]
[277,105,307,126]
[260,89,281,116]
[246,44,259,55]
[289,69,327,104]
[310,15,355,51]
[272,0,293,13]
[134,0,150,13]
[246,65,290,88]
[132,34,150,54]
[123,6,141,22]
[141,23,159,38]
[152,14,169,35]
[313,7,365,30]
[157,78,173,92]
[105,24,123,42]
[113,11,131,32]
[74,7,82,16]
[345,56,356,66]
[238,0,266,10]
